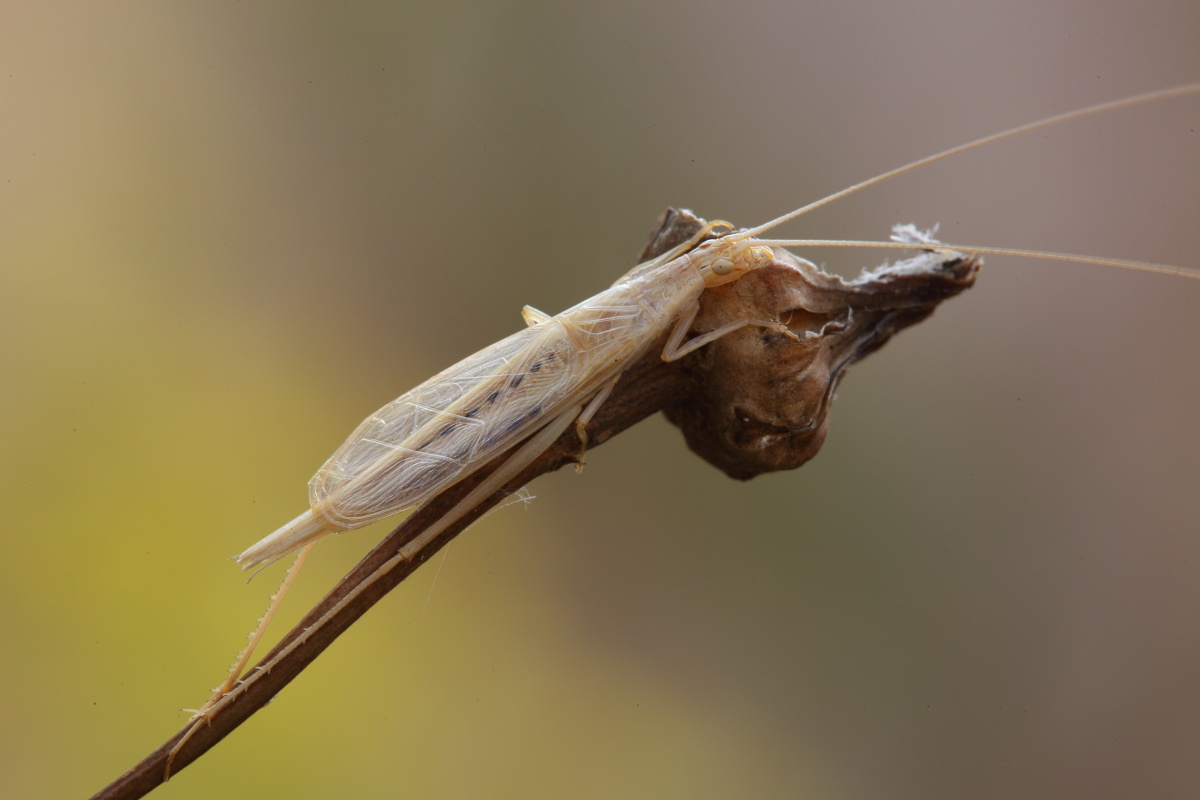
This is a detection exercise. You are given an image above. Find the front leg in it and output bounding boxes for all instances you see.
[661,301,800,362]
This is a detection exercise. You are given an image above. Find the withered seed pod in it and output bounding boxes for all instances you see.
[645,208,979,479]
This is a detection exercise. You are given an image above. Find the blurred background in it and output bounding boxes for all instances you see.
[3,2,1199,798]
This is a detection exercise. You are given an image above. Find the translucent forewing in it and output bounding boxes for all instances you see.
[310,323,545,526]
[308,279,674,528]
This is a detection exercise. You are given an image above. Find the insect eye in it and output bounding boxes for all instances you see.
[712,258,736,275]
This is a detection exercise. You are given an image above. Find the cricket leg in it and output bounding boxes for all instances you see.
[176,403,584,777]
[165,542,314,779]
[660,301,802,362]
[572,377,619,471]
[522,305,552,326]
[397,402,583,562]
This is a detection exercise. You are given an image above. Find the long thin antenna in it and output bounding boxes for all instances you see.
[736,83,1200,240]
[754,238,1200,281]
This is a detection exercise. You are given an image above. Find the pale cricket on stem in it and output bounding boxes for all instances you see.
[91,82,1199,797]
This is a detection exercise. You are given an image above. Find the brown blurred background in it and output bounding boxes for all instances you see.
[3,2,1199,798]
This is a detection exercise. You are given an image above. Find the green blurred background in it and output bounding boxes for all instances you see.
[3,2,1199,798]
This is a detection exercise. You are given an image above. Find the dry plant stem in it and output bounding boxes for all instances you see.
[89,235,698,800]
